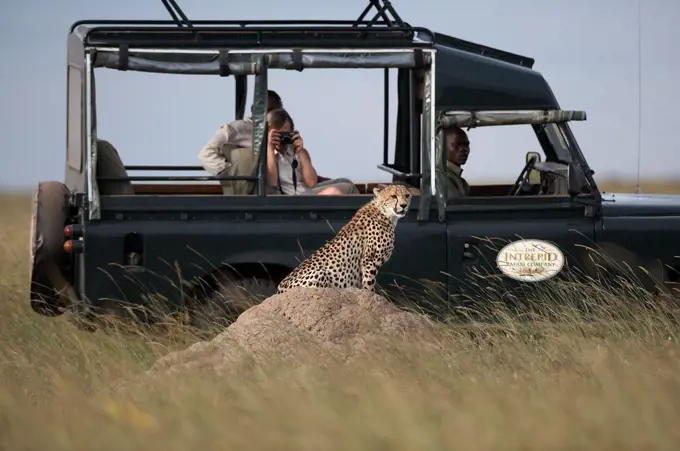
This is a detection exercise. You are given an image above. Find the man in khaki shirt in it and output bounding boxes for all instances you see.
[443,125,471,200]
[197,90,283,192]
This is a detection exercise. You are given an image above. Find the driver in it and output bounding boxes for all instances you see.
[444,125,471,199]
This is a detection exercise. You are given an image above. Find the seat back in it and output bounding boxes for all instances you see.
[96,139,135,195]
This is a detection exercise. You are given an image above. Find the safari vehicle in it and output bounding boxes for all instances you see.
[29,0,680,327]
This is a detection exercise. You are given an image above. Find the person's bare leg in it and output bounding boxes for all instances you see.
[316,186,344,196]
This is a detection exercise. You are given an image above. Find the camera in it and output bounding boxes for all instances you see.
[278,131,295,146]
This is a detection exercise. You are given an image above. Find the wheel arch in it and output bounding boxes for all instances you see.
[188,260,294,299]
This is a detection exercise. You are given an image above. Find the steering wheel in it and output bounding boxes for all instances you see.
[508,156,538,196]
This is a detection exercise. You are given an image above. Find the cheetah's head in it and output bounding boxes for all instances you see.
[372,184,412,221]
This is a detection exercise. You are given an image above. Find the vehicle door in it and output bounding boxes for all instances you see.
[445,191,598,313]
[443,121,604,313]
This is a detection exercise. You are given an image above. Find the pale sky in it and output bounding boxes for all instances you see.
[1,0,678,188]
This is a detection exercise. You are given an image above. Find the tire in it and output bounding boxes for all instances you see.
[190,275,278,330]
[28,181,74,317]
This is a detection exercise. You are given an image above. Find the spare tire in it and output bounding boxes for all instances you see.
[29,181,74,317]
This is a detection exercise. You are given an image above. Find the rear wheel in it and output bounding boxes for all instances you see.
[190,274,278,330]
[29,181,75,317]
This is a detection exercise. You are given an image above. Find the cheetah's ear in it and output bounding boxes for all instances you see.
[373,183,388,197]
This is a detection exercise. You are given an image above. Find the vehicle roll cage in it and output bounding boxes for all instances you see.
[90,47,435,195]
[78,0,436,207]
[70,0,591,224]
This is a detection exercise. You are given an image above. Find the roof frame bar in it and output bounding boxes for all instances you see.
[70,0,433,46]
[155,0,411,30]
[158,0,410,30]
[354,0,407,28]
[160,0,192,28]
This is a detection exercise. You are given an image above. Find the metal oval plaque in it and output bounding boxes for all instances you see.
[495,239,565,282]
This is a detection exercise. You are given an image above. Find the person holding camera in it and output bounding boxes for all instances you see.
[265,108,358,196]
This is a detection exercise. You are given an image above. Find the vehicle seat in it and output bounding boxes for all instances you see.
[219,147,258,195]
[96,139,135,195]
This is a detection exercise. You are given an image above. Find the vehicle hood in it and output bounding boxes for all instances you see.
[601,192,680,217]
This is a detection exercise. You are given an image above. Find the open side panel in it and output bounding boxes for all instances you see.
[91,48,434,204]
[391,66,424,189]
[65,32,86,193]
[234,75,247,120]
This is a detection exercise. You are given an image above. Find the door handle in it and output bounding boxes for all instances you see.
[462,242,478,262]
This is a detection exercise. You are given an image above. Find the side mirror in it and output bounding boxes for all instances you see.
[567,162,587,197]
[525,151,541,164]
[525,151,541,185]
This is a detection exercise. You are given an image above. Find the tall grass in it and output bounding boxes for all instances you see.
[3,185,680,450]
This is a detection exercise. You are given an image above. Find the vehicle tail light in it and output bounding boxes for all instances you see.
[63,239,84,253]
[64,224,83,238]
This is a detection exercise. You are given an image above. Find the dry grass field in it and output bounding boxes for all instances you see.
[2,179,680,450]
[596,178,680,194]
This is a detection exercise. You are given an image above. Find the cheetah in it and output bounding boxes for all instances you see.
[277,184,412,294]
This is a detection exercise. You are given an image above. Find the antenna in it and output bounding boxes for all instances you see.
[635,0,642,194]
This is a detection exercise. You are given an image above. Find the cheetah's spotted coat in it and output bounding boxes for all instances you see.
[277,184,412,293]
